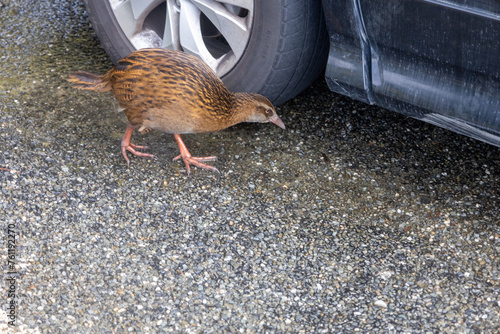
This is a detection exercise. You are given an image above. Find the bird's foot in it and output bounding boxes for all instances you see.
[173,154,218,175]
[121,143,156,166]
[173,134,218,175]
[121,123,156,166]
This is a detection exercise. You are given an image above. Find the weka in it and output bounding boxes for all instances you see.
[68,48,285,174]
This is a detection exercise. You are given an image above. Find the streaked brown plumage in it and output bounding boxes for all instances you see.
[68,48,285,174]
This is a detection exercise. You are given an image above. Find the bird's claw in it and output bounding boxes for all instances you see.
[173,155,218,175]
[122,144,156,166]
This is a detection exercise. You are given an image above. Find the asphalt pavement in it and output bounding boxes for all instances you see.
[0,1,498,333]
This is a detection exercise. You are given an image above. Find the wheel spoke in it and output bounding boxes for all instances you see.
[192,0,252,59]
[178,0,213,61]
[112,0,163,37]
[177,0,252,75]
[163,0,181,49]
[112,0,139,38]
[178,1,237,74]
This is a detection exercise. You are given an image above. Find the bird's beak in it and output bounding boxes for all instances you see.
[270,115,286,129]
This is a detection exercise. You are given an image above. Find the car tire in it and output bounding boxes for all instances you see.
[83,0,328,105]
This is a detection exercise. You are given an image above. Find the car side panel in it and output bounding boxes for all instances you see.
[322,0,500,147]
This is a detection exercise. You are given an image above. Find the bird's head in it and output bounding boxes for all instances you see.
[236,93,285,129]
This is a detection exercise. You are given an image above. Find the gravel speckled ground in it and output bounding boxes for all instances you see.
[1,1,499,333]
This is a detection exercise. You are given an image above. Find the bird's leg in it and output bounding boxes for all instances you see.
[121,122,156,165]
[172,134,218,175]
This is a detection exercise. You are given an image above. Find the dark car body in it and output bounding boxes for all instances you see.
[321,0,500,147]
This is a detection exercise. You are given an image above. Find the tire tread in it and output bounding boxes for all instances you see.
[261,0,328,105]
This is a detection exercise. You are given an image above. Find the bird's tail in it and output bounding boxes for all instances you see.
[67,71,111,92]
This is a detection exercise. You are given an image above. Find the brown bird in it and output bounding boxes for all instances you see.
[68,48,285,174]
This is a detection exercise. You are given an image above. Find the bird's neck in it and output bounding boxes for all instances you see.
[229,92,257,124]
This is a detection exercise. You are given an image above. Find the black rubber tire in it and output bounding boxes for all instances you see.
[83,0,328,105]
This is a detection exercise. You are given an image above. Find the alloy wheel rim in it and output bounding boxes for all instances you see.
[109,0,254,76]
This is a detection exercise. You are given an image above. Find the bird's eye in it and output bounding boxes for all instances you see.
[265,109,273,116]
